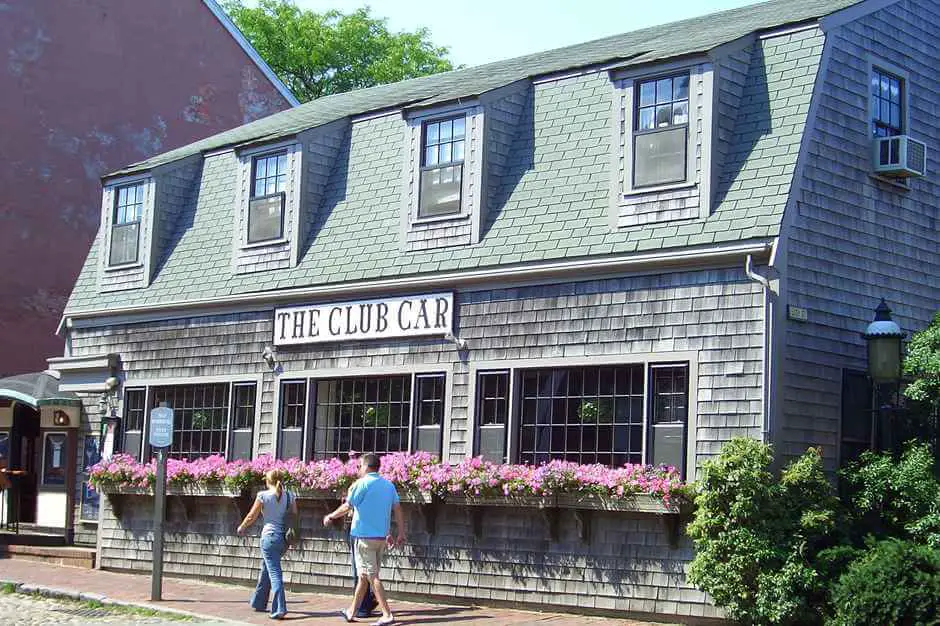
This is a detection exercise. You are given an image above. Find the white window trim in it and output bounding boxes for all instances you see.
[99,175,155,281]
[273,364,455,462]
[609,59,714,227]
[233,140,302,257]
[468,352,698,475]
[401,102,483,240]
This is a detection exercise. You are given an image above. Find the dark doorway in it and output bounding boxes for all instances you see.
[10,403,40,524]
[840,370,873,467]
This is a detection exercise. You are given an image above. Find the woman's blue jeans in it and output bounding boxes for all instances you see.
[250,533,287,617]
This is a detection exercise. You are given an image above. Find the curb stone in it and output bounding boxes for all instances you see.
[1,580,242,624]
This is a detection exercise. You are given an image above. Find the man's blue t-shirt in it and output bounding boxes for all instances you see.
[347,472,399,539]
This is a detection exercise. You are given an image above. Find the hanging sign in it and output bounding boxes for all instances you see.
[274,292,454,346]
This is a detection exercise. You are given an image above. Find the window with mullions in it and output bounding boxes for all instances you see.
[871,68,903,138]
[311,376,412,460]
[518,366,645,466]
[413,374,445,453]
[121,388,146,460]
[109,183,144,266]
[248,151,288,243]
[230,383,257,460]
[649,365,689,474]
[151,384,230,460]
[634,73,690,188]
[475,371,509,462]
[278,380,307,460]
[419,116,465,217]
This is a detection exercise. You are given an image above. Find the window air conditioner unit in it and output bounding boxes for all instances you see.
[872,135,927,178]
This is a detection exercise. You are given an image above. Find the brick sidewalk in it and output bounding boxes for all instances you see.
[0,560,673,625]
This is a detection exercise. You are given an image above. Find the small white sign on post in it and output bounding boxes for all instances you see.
[149,407,174,449]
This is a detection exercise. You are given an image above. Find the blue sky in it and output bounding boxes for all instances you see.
[293,0,764,67]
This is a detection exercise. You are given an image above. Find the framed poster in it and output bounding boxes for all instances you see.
[83,435,101,473]
[80,481,100,523]
[42,432,67,486]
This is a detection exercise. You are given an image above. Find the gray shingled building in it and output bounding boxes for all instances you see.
[6,0,938,620]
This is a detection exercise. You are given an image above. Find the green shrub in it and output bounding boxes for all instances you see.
[686,438,838,625]
[841,443,940,549]
[828,539,940,626]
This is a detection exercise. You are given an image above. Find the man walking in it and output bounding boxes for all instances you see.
[324,453,405,625]
[346,451,377,618]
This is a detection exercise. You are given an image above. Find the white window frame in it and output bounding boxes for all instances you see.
[233,140,301,252]
[866,55,913,190]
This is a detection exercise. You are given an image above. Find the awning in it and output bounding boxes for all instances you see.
[0,371,83,408]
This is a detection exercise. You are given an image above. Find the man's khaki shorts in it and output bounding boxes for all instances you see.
[354,538,387,577]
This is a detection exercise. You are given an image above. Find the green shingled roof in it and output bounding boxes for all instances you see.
[110,0,859,177]
[66,0,861,316]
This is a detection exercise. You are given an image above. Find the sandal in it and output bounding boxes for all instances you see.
[374,615,395,626]
[340,608,356,623]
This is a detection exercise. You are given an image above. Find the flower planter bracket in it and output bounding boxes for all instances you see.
[541,507,560,542]
[416,500,440,535]
[105,493,125,520]
[664,514,682,548]
[573,508,592,544]
[470,507,484,540]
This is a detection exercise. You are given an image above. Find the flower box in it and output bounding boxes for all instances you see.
[444,493,554,508]
[97,483,243,497]
[291,488,346,501]
[397,489,434,504]
[554,492,681,514]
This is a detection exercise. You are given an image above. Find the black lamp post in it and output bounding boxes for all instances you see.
[862,299,905,452]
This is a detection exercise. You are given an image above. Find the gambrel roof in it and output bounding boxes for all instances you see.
[66,0,864,317]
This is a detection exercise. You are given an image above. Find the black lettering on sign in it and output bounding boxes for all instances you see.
[435,297,450,329]
[277,312,291,340]
[308,309,320,338]
[359,303,373,333]
[376,303,389,332]
[345,305,358,335]
[329,307,343,336]
[416,299,430,329]
[398,300,413,331]
[292,311,306,340]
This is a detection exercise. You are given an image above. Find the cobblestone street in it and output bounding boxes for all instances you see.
[0,592,220,626]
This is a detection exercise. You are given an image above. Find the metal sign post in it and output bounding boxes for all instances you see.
[148,404,173,602]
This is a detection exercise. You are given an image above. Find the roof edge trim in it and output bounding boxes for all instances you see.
[62,240,775,323]
[202,0,300,107]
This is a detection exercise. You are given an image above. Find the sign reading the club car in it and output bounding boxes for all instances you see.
[274,292,454,346]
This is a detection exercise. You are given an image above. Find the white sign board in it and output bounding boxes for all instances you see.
[149,407,174,449]
[274,293,454,346]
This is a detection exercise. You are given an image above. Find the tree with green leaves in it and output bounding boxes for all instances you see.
[904,311,940,413]
[223,0,455,102]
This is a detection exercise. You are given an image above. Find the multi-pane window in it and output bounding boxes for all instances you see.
[475,371,510,462]
[278,380,307,460]
[633,73,690,188]
[649,365,689,473]
[311,376,412,460]
[871,68,903,137]
[151,384,230,460]
[419,116,465,217]
[229,383,257,460]
[248,151,288,243]
[518,366,645,466]
[121,388,146,460]
[415,374,445,426]
[109,183,144,266]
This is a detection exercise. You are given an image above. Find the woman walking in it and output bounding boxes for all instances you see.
[237,469,298,620]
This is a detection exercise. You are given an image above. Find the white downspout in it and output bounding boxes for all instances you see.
[745,254,773,442]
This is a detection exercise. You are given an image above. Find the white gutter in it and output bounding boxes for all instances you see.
[59,240,774,328]
[745,253,774,442]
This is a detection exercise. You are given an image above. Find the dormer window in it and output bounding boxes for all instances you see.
[109,182,144,266]
[248,151,287,244]
[633,73,690,188]
[419,116,465,217]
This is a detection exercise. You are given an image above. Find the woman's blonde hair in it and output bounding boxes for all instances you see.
[265,469,284,502]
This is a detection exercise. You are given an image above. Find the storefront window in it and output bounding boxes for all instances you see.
[230,383,257,460]
[42,432,68,486]
[311,375,412,460]
[151,383,230,460]
[475,371,510,462]
[518,365,645,466]
[278,380,307,460]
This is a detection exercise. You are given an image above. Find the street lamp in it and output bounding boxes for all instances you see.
[862,299,905,452]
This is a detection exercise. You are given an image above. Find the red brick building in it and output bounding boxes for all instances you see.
[0,0,296,376]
